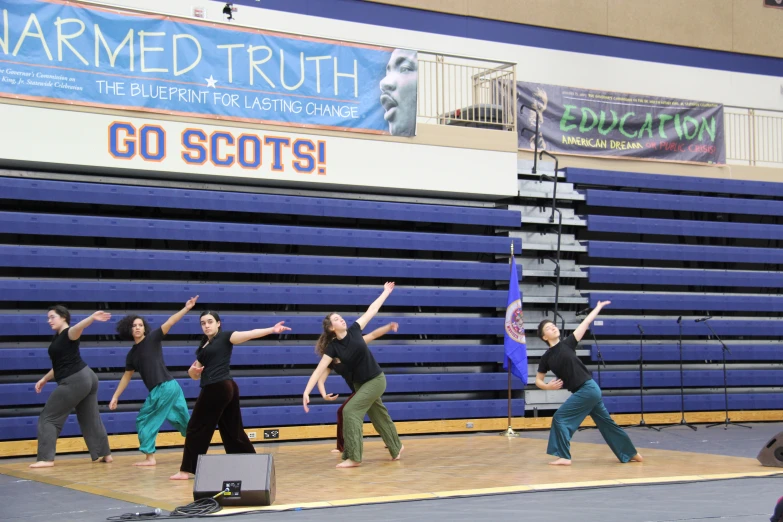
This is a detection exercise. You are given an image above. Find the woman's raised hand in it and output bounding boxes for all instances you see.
[185,295,200,310]
[272,321,291,334]
[91,311,111,322]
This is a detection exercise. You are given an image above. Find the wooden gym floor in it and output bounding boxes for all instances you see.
[0,430,777,514]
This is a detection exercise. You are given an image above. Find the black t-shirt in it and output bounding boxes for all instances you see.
[48,328,87,383]
[537,334,592,393]
[125,327,174,392]
[325,322,382,386]
[196,330,235,388]
[330,360,355,393]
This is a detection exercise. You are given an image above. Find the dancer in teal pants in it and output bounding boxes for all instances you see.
[535,300,644,466]
[110,297,199,466]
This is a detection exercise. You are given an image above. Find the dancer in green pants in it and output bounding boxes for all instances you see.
[110,296,199,466]
[535,300,644,466]
[303,283,403,468]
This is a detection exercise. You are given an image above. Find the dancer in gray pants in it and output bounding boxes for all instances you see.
[30,306,113,468]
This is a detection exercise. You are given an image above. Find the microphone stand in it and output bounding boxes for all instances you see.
[701,318,751,430]
[628,324,660,431]
[660,316,697,431]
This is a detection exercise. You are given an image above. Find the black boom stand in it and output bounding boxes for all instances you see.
[699,317,752,430]
[628,324,660,431]
[659,316,697,431]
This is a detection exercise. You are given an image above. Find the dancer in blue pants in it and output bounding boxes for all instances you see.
[535,300,643,466]
[110,297,199,466]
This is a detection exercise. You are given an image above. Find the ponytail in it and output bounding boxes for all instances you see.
[315,313,338,356]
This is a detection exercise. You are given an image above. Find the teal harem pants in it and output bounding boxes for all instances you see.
[548,379,637,462]
[341,373,402,463]
[136,380,190,455]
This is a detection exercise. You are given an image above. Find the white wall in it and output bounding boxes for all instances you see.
[0,103,517,198]
[92,0,783,111]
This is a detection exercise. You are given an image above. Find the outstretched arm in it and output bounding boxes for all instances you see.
[302,355,334,412]
[109,370,134,410]
[161,296,199,335]
[230,321,291,345]
[68,311,111,340]
[356,283,395,330]
[362,321,398,343]
[572,301,610,342]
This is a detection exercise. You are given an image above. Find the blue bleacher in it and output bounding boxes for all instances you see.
[603,394,783,414]
[591,318,783,337]
[0,280,505,308]
[0,246,508,281]
[0,399,527,440]
[0,212,521,254]
[592,370,783,388]
[586,189,783,217]
[2,314,505,337]
[589,292,783,312]
[588,266,783,288]
[1,373,525,406]
[0,344,507,370]
[566,167,783,197]
[585,343,782,362]
[588,241,783,264]
[0,177,521,227]
[588,215,783,241]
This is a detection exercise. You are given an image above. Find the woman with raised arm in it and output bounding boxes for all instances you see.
[303,283,403,468]
[170,311,291,480]
[31,306,113,468]
[317,322,399,454]
[110,296,199,467]
[535,301,643,466]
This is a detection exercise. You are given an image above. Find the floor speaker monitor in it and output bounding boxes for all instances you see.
[193,453,276,506]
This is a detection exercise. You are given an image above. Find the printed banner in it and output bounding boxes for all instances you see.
[0,0,418,136]
[517,81,725,164]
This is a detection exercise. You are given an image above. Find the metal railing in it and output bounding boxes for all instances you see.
[725,107,783,167]
[416,52,516,132]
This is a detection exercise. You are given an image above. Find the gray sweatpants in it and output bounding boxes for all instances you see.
[37,366,111,462]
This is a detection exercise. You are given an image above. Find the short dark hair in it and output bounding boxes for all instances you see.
[537,319,555,341]
[47,305,71,325]
[115,315,150,340]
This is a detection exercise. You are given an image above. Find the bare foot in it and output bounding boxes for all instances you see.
[331,449,341,454]
[392,445,404,461]
[29,461,54,468]
[336,459,361,468]
[134,455,156,466]
[630,453,644,462]
[170,471,192,480]
[97,455,113,463]
[549,458,572,466]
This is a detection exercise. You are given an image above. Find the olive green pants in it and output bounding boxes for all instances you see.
[341,373,402,463]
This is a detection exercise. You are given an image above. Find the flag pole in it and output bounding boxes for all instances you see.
[501,241,519,437]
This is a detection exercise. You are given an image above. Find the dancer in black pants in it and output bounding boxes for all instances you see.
[170,311,290,480]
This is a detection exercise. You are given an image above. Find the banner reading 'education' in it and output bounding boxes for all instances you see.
[517,81,725,164]
[0,0,418,136]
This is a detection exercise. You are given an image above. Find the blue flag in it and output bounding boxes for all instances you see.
[503,257,528,384]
